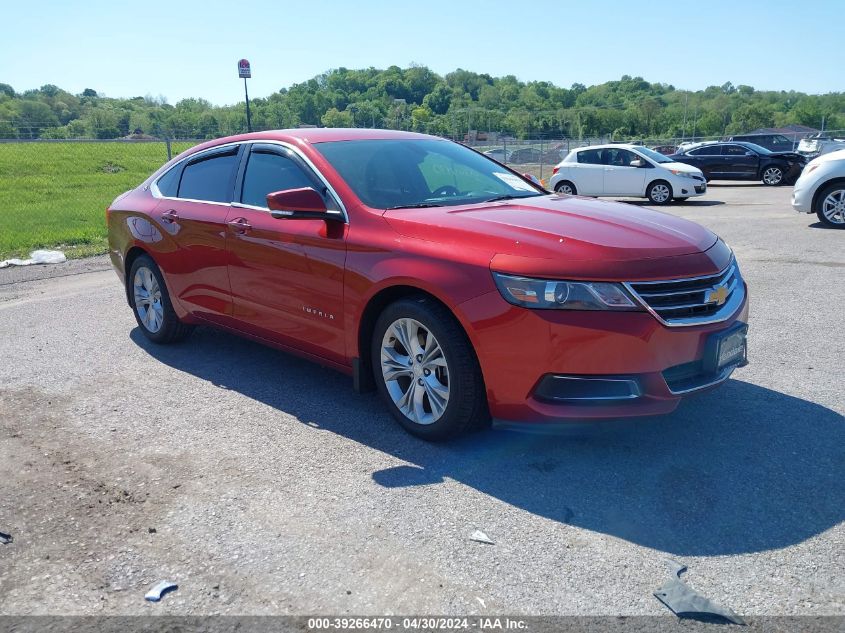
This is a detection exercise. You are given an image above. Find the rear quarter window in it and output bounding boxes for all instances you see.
[155,166,181,197]
[577,149,602,164]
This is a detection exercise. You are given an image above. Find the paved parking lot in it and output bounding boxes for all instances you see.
[0,183,842,616]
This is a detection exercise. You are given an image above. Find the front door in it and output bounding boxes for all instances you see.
[226,143,348,363]
[722,145,758,178]
[600,148,648,195]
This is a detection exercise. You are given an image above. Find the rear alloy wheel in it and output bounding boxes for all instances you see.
[129,255,193,344]
[647,180,672,205]
[816,183,845,228]
[554,181,577,195]
[762,166,784,186]
[372,296,488,440]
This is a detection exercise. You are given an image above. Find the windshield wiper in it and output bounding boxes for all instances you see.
[483,193,543,203]
[385,202,444,210]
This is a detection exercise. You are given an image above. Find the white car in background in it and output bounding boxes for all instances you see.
[549,144,707,205]
[792,148,845,228]
[797,134,845,161]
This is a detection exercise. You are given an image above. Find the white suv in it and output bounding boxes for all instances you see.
[549,144,706,205]
[792,148,845,228]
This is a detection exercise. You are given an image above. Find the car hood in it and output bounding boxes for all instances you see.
[383,195,725,280]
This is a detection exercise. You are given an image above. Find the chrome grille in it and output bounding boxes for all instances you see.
[625,260,744,326]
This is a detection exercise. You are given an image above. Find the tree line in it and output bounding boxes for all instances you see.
[1,66,842,141]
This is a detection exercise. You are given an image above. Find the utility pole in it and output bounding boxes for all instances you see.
[238,59,252,132]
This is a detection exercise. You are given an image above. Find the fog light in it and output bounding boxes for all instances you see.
[533,375,641,402]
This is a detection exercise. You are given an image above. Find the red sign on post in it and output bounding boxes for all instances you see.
[238,59,251,79]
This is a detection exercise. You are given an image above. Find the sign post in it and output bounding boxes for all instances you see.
[238,59,252,132]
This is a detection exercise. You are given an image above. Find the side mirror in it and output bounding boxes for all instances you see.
[629,159,644,168]
[266,187,337,220]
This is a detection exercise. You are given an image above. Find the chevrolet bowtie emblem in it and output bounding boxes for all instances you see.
[705,284,729,306]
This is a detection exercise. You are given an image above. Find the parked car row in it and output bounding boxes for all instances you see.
[668,141,806,186]
[549,144,706,204]
[544,141,842,229]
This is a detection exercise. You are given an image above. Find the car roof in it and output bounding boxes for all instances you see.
[573,143,640,151]
[182,128,435,156]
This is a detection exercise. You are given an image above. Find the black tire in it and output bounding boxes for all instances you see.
[128,254,194,344]
[761,165,785,186]
[554,180,577,195]
[371,295,489,441]
[646,180,673,205]
[814,182,845,228]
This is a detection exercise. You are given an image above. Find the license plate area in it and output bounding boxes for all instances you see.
[704,324,748,373]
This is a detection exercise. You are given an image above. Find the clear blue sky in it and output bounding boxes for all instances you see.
[4,0,843,105]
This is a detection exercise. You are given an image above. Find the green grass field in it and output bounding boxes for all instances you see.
[0,141,197,260]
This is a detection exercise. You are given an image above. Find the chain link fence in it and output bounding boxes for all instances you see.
[0,139,200,259]
[461,130,845,184]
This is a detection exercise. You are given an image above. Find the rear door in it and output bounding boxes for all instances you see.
[225,143,348,363]
[152,144,243,319]
[571,149,605,194]
[601,148,648,195]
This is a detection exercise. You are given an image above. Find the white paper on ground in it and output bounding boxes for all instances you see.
[0,250,66,268]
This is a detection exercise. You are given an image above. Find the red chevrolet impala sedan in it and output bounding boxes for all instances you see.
[107,129,748,440]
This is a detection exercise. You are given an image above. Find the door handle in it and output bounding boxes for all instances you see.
[161,209,179,223]
[228,217,252,234]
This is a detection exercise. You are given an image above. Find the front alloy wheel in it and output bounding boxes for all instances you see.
[762,166,784,185]
[371,296,488,440]
[817,184,845,228]
[381,318,449,425]
[647,181,672,205]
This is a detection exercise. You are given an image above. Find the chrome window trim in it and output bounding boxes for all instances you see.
[623,259,746,327]
[150,140,348,223]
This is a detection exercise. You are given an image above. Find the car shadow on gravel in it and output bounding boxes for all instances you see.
[132,327,844,558]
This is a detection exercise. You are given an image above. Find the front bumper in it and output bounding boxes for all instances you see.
[671,176,706,197]
[459,288,749,424]
[792,174,817,214]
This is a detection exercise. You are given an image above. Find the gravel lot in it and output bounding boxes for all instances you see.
[0,183,842,617]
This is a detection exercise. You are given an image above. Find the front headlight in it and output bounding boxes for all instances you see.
[670,170,700,179]
[493,273,641,310]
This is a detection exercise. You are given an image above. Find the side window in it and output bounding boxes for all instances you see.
[178,150,239,202]
[602,148,636,166]
[577,149,602,165]
[240,150,316,208]
[689,145,721,156]
[156,165,181,197]
[723,145,749,155]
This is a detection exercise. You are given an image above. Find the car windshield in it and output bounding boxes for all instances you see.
[637,147,673,163]
[742,142,772,155]
[314,139,544,209]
